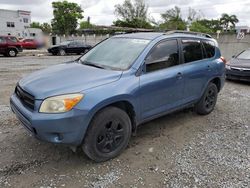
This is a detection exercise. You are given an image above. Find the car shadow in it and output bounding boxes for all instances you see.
[226,79,250,86]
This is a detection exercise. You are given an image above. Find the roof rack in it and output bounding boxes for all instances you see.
[165,30,212,38]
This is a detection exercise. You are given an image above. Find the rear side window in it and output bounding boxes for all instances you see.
[182,39,203,63]
[146,39,179,72]
[0,37,6,43]
[203,40,215,58]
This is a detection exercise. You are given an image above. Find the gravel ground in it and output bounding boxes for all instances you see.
[0,55,249,188]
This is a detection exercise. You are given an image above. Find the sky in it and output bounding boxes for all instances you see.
[0,0,250,26]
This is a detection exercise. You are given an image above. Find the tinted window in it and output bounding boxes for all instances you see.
[75,41,84,46]
[0,37,6,43]
[146,40,179,72]
[203,40,215,58]
[182,40,203,63]
[68,42,76,46]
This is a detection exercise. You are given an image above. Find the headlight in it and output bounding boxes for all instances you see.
[225,64,231,70]
[39,93,84,113]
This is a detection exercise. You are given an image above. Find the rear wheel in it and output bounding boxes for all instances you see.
[195,82,218,115]
[82,107,132,162]
[7,49,17,57]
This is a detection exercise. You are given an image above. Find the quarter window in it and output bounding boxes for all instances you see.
[182,40,203,63]
[146,40,179,72]
[203,40,215,58]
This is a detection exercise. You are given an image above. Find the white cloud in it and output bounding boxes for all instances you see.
[0,0,249,26]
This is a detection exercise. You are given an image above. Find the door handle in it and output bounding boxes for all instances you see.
[176,72,182,79]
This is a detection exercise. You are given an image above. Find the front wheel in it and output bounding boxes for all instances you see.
[195,82,218,115]
[7,49,17,57]
[58,49,66,56]
[82,107,132,162]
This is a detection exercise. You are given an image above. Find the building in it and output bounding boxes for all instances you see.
[0,9,42,39]
[235,26,250,34]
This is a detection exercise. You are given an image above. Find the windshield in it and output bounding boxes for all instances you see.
[80,38,150,70]
[236,50,250,60]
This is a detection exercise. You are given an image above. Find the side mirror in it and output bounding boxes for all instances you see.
[135,60,146,77]
[232,55,235,58]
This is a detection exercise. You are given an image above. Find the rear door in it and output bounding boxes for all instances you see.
[180,38,211,103]
[139,39,185,120]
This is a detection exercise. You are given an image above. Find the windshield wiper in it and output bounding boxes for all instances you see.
[79,60,105,69]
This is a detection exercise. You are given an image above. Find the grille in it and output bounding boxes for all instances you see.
[15,86,35,110]
[231,67,250,72]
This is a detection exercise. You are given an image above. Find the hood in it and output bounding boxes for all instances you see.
[229,58,250,68]
[19,62,122,99]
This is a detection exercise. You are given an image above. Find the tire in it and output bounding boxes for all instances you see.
[7,49,17,57]
[52,52,57,56]
[58,49,66,56]
[82,106,132,162]
[195,82,218,115]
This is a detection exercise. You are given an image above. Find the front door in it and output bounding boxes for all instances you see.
[139,39,185,120]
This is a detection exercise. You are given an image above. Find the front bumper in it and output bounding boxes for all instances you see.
[226,69,250,82]
[17,47,23,52]
[10,93,90,146]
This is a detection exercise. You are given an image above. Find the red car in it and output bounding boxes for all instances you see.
[20,39,38,49]
[0,36,23,57]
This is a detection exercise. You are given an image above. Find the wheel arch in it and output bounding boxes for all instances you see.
[91,99,137,131]
[209,77,221,92]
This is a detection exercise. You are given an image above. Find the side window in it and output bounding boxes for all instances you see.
[69,42,76,47]
[76,42,83,47]
[9,37,18,43]
[0,37,6,44]
[203,40,215,58]
[145,40,179,72]
[182,39,203,63]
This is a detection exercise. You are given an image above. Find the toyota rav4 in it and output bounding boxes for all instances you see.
[10,31,225,162]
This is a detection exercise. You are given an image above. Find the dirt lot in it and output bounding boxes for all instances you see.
[0,55,249,188]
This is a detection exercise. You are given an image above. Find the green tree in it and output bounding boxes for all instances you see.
[113,0,152,28]
[80,21,94,29]
[30,22,52,34]
[160,6,186,30]
[40,23,52,34]
[30,22,41,28]
[51,0,83,35]
[220,13,239,31]
[189,21,213,33]
[196,19,222,33]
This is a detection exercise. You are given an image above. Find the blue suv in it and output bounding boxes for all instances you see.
[10,31,225,162]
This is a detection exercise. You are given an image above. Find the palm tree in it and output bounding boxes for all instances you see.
[220,13,239,31]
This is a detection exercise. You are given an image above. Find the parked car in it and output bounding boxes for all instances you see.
[20,39,38,49]
[226,49,250,82]
[48,41,92,56]
[10,31,225,162]
[0,36,23,57]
